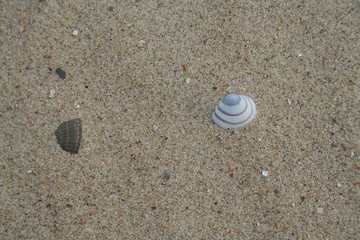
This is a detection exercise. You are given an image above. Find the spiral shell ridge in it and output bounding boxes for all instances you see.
[212,94,256,129]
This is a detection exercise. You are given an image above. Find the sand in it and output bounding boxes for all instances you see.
[1,1,359,239]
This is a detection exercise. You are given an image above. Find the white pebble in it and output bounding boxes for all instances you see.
[185,78,191,84]
[262,170,269,177]
[72,30,79,36]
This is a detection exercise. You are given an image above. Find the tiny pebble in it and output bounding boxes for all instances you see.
[138,40,146,48]
[72,30,78,36]
[153,124,158,131]
[287,99,292,105]
[185,78,191,84]
[262,170,269,177]
[317,208,324,214]
[350,151,355,157]
[49,89,56,98]
[55,68,66,79]
[97,112,104,121]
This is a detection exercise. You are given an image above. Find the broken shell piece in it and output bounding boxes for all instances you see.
[212,93,256,129]
[55,118,82,154]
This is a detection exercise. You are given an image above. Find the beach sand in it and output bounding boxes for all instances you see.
[1,1,359,239]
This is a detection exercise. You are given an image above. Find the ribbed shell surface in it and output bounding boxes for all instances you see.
[55,118,82,154]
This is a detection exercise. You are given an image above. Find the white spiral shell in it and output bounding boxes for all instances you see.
[212,94,257,129]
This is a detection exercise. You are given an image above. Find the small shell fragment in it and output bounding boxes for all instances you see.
[262,170,269,177]
[55,118,82,154]
[212,93,257,129]
[138,40,146,48]
[49,89,56,98]
[74,102,80,109]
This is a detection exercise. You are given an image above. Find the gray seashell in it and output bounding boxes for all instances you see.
[55,118,82,154]
[212,94,256,129]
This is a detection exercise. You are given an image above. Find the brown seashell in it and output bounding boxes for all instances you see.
[55,118,82,154]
